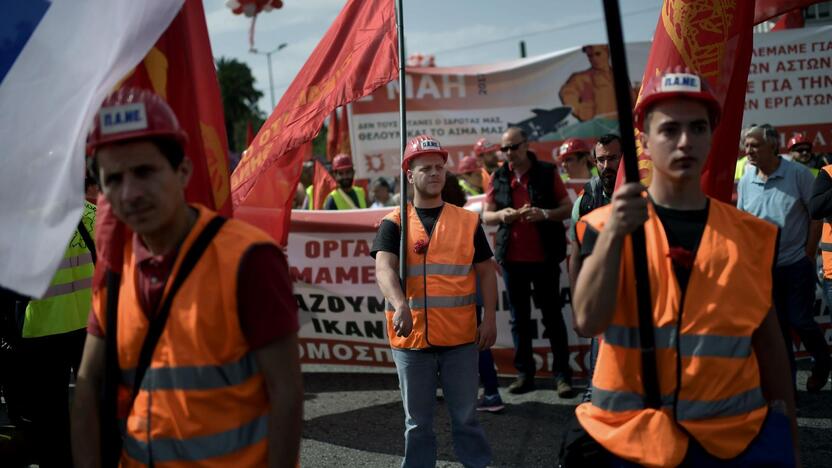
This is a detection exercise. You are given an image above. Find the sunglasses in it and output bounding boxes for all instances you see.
[500,141,526,152]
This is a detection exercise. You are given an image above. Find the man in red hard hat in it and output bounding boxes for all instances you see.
[558,137,596,181]
[473,137,501,189]
[372,135,497,467]
[457,155,485,196]
[786,134,821,176]
[71,88,302,467]
[570,71,797,466]
[323,153,367,209]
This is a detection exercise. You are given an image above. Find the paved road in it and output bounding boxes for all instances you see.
[300,363,832,467]
[1,363,829,467]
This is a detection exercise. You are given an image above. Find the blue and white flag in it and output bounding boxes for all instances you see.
[0,0,183,297]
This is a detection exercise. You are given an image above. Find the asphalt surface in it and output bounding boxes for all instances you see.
[300,363,832,468]
[1,363,830,467]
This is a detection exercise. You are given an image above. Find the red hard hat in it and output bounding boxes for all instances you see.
[457,156,480,174]
[402,135,448,169]
[473,138,499,156]
[787,134,811,151]
[633,69,721,131]
[331,153,353,171]
[87,87,187,154]
[557,138,591,161]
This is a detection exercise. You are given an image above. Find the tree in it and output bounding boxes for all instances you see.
[215,57,264,152]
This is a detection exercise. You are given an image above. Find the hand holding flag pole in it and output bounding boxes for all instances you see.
[601,0,661,409]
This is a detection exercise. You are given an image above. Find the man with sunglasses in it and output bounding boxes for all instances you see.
[483,127,574,397]
[738,123,829,393]
[787,134,821,177]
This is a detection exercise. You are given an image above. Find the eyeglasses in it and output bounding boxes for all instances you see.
[500,141,526,152]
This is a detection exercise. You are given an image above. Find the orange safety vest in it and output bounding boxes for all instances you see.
[820,166,832,279]
[574,199,777,467]
[382,203,479,349]
[481,167,491,192]
[92,205,273,467]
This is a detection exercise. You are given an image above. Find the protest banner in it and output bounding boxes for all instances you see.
[348,26,832,183]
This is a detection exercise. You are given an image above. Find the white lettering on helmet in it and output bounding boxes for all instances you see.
[419,139,441,150]
[99,103,148,135]
[660,73,701,93]
[559,143,569,155]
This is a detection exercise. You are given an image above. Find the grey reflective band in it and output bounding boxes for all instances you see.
[406,263,472,277]
[676,387,767,421]
[58,252,93,270]
[123,414,268,463]
[603,325,676,349]
[679,334,752,359]
[122,354,259,390]
[591,386,766,420]
[591,387,674,412]
[604,325,752,358]
[385,294,477,311]
[42,276,93,299]
[820,242,832,252]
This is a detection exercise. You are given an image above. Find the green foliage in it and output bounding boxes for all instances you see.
[216,57,264,152]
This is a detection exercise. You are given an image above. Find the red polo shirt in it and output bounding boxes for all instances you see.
[87,233,298,349]
[486,167,569,262]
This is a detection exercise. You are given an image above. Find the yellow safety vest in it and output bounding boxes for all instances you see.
[329,186,367,209]
[23,201,96,338]
[458,179,482,196]
[305,185,315,210]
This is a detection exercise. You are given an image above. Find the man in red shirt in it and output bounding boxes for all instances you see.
[483,127,574,397]
[71,89,301,467]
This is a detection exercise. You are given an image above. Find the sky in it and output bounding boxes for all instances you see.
[204,0,663,114]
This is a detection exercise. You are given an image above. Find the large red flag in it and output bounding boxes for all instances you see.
[326,110,339,160]
[231,0,398,245]
[94,0,232,285]
[632,0,755,202]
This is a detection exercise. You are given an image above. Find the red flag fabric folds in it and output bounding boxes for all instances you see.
[326,110,339,161]
[94,0,232,287]
[312,160,338,210]
[231,0,398,245]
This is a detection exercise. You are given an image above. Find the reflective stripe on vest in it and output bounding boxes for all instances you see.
[575,199,777,465]
[122,353,258,390]
[406,263,472,277]
[123,414,267,464]
[385,293,477,311]
[604,325,753,359]
[41,276,93,299]
[591,386,766,421]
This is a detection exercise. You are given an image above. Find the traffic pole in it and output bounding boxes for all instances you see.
[601,0,661,409]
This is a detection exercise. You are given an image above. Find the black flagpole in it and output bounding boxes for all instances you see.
[601,0,661,409]
[395,0,408,293]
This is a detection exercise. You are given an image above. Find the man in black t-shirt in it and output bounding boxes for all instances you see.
[371,135,496,467]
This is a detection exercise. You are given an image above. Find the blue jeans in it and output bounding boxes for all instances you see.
[392,344,492,468]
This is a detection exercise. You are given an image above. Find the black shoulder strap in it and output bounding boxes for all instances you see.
[77,219,97,265]
[129,216,227,401]
[101,269,122,467]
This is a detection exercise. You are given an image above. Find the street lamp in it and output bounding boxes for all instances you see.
[250,42,288,109]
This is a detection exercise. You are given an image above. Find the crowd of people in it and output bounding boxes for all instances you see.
[1,69,831,468]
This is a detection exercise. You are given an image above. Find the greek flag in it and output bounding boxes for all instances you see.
[0,0,183,297]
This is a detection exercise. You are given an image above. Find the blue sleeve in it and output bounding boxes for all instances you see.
[797,165,816,206]
[736,177,746,211]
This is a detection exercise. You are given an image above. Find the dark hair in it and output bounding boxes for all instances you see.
[89,137,186,181]
[442,172,468,207]
[593,134,621,157]
[505,126,528,141]
[371,178,391,191]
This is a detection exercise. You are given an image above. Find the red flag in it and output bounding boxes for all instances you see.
[337,107,352,155]
[231,0,398,245]
[326,110,339,160]
[754,0,818,24]
[94,0,232,286]
[633,1,755,202]
[246,120,256,147]
[771,10,805,30]
[312,160,338,210]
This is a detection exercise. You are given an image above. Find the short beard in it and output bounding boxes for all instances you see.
[338,178,353,190]
[601,171,616,195]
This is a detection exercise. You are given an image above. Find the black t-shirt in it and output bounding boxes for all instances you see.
[579,202,709,292]
[370,205,493,263]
